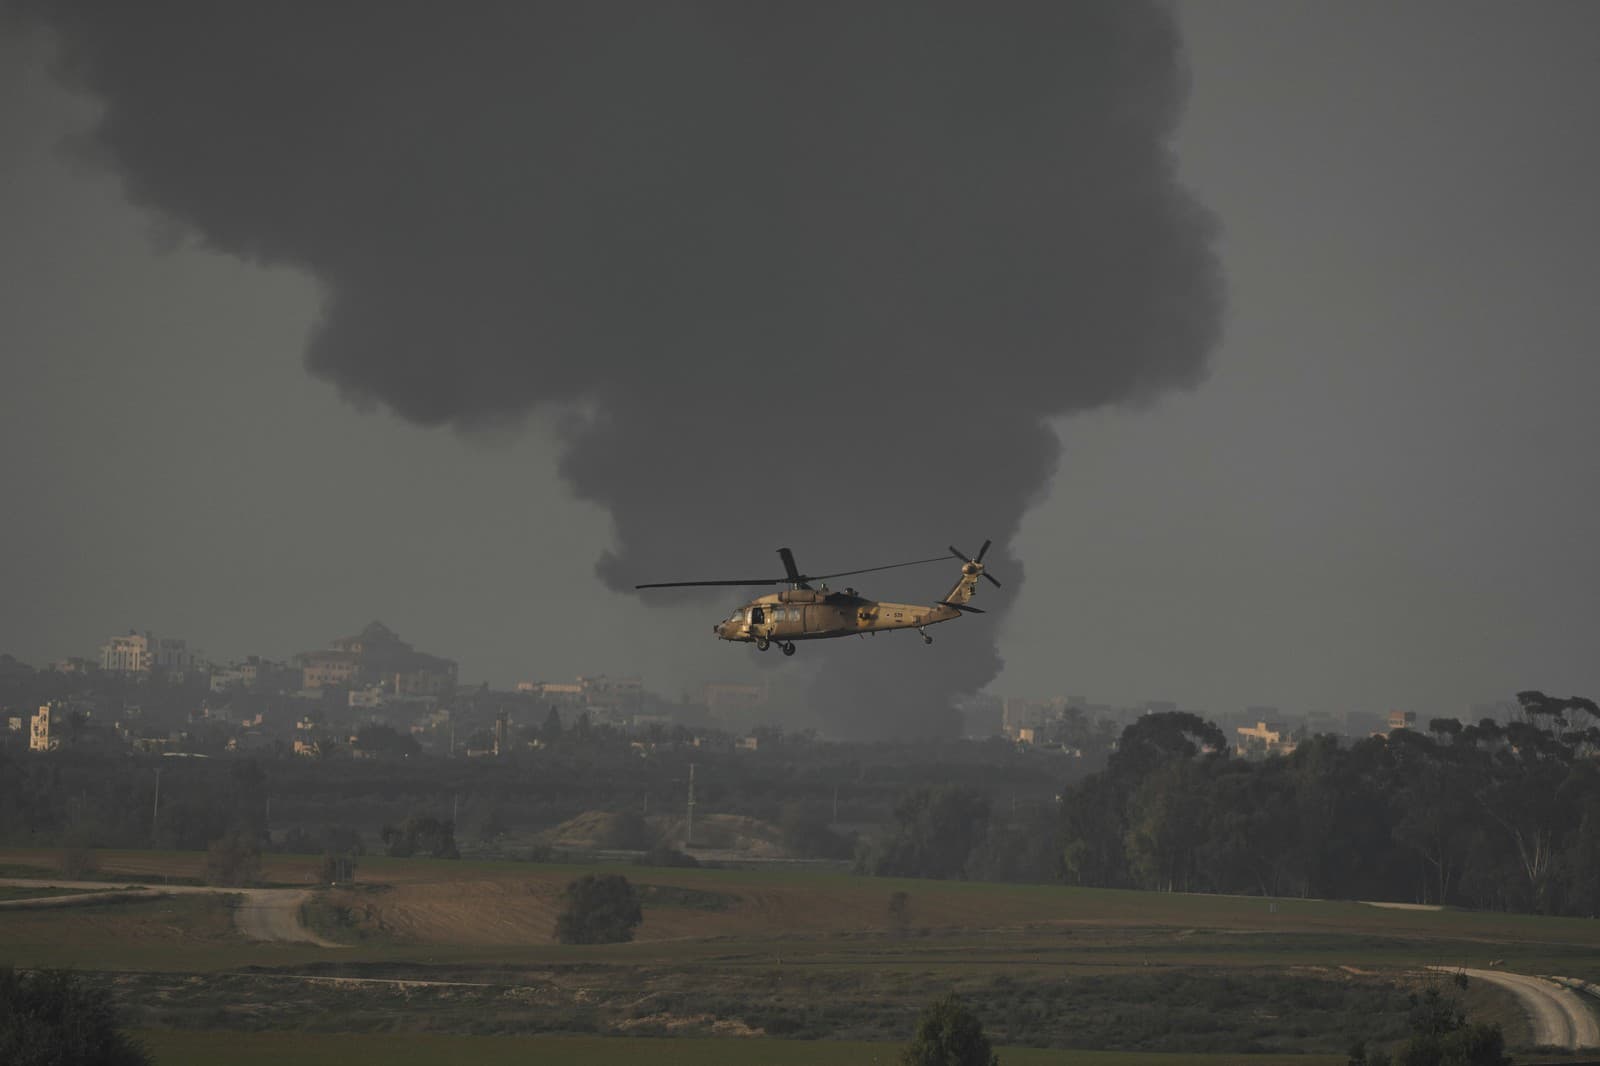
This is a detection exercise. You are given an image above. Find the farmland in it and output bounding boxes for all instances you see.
[2,846,1591,1059]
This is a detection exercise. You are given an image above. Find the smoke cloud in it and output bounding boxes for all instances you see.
[20,2,1223,737]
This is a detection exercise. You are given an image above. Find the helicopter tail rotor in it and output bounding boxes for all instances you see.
[948,540,1002,589]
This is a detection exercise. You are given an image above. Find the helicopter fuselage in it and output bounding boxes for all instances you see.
[714,587,963,644]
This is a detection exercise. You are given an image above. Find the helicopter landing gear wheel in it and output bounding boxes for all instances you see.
[756,637,771,652]
[781,641,796,656]
[921,631,933,645]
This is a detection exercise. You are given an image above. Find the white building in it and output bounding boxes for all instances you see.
[100,631,198,674]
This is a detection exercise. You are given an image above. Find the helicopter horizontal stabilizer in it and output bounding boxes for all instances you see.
[947,603,986,614]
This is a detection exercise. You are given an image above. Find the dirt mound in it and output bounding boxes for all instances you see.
[543,811,619,848]
[658,814,786,858]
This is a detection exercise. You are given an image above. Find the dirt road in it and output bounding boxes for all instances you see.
[0,878,336,947]
[1434,966,1600,1049]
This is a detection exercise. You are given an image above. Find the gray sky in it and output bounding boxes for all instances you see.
[2,4,1596,725]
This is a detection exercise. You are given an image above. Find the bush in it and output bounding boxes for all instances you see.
[900,993,999,1066]
[0,967,152,1066]
[601,810,658,851]
[636,845,700,868]
[554,874,643,944]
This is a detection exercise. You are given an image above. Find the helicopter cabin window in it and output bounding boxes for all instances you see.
[750,606,766,625]
[787,607,801,622]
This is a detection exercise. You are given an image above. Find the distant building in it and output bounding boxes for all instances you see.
[297,650,360,689]
[1235,720,1297,759]
[100,632,197,675]
[493,708,509,756]
[29,704,60,752]
[210,656,292,693]
[101,632,153,674]
[298,621,456,698]
[1387,710,1417,732]
[702,681,768,720]
[520,675,645,722]
[348,685,386,709]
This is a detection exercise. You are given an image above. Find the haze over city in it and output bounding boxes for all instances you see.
[3,4,1597,730]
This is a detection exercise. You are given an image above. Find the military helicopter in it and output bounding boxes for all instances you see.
[636,541,1000,655]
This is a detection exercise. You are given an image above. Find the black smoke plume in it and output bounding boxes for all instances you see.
[19,2,1223,737]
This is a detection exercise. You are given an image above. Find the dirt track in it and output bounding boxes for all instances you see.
[0,878,336,947]
[1434,966,1600,1049]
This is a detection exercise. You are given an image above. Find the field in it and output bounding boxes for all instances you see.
[3,846,1594,1058]
[134,1029,1345,1065]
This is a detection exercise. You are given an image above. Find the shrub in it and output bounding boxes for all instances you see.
[554,874,643,944]
[900,993,999,1066]
[0,967,152,1066]
[636,845,699,868]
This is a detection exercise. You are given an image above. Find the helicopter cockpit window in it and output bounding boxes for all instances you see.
[727,610,743,624]
[750,606,765,625]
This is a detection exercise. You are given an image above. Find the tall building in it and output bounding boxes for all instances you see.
[100,631,197,674]
[29,704,59,752]
[297,621,456,697]
[101,632,153,673]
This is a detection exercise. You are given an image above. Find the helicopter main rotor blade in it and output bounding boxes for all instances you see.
[805,555,951,582]
[635,578,781,589]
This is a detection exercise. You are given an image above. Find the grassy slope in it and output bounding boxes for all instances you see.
[135,1029,1343,1066]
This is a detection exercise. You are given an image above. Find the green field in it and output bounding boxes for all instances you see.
[135,1029,1344,1066]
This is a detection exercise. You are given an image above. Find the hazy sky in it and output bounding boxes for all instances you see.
[2,4,1596,726]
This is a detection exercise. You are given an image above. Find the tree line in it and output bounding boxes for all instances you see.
[860,692,1600,918]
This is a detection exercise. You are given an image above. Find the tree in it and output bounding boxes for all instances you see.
[861,786,991,879]
[554,873,643,944]
[0,967,152,1066]
[381,816,459,859]
[540,706,564,744]
[1389,988,1510,1066]
[899,993,999,1066]
[205,827,261,887]
[779,800,853,860]
[887,890,913,937]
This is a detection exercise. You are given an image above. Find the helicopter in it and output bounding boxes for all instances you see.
[636,541,1000,655]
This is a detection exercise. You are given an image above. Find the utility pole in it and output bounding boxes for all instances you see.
[151,767,162,846]
[685,763,696,848]
[832,784,839,824]
[452,792,460,828]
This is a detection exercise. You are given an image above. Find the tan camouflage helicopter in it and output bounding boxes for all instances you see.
[636,542,1000,655]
